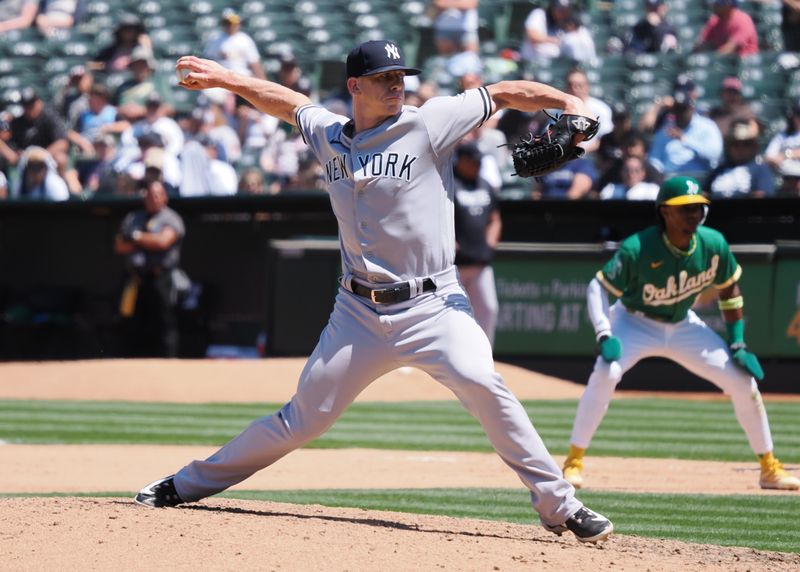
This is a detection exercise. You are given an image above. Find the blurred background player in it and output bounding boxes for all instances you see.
[453,141,501,346]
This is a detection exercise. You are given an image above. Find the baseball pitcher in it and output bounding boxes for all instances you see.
[134,39,613,543]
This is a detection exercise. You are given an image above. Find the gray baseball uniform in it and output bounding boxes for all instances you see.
[171,88,581,527]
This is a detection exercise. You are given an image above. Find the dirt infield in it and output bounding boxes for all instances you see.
[1,359,798,571]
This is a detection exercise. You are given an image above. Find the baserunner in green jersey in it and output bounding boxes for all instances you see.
[563,176,799,491]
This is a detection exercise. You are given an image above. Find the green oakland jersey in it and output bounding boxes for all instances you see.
[596,225,741,323]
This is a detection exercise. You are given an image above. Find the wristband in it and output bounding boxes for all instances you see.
[725,318,745,347]
[718,296,743,311]
[595,329,612,343]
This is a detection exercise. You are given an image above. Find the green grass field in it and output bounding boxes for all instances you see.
[2,398,798,461]
[2,397,799,552]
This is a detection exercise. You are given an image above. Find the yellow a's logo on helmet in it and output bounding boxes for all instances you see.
[657,176,710,206]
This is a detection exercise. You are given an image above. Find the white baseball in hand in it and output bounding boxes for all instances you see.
[176,68,191,83]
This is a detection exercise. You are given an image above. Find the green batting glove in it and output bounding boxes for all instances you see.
[598,335,622,363]
[730,344,764,381]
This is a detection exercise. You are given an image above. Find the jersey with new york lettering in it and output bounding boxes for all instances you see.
[295,87,492,283]
[596,225,741,323]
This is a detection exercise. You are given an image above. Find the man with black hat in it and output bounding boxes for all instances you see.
[6,87,71,188]
[90,13,151,73]
[648,81,723,180]
[134,39,615,544]
[623,0,678,54]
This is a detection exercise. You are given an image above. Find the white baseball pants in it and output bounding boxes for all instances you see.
[174,267,581,527]
[570,301,774,454]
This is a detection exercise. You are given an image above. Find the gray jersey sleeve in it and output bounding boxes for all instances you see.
[295,104,349,164]
[418,87,492,157]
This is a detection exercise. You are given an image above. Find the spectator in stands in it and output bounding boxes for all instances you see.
[693,0,758,57]
[68,83,118,157]
[115,46,174,122]
[90,13,152,74]
[0,0,39,34]
[6,87,76,192]
[35,0,76,36]
[237,167,268,195]
[280,151,325,192]
[0,170,7,199]
[118,132,181,194]
[258,124,308,190]
[115,172,139,197]
[624,0,678,54]
[638,74,701,134]
[80,133,119,195]
[404,76,426,108]
[598,131,663,190]
[234,96,283,158]
[452,141,501,345]
[430,0,480,54]
[534,156,597,200]
[176,107,208,144]
[121,93,185,159]
[597,103,634,180]
[0,110,16,179]
[203,8,266,80]
[648,82,723,179]
[180,134,238,196]
[114,179,185,358]
[55,65,93,130]
[10,146,69,200]
[598,156,660,200]
[455,72,510,188]
[706,119,774,198]
[8,88,68,164]
[559,16,597,66]
[563,69,613,154]
[521,0,572,66]
[783,0,800,52]
[709,76,757,137]
[764,99,800,176]
[276,53,311,97]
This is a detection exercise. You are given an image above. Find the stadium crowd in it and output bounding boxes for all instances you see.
[0,0,798,201]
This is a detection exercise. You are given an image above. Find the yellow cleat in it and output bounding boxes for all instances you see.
[759,452,800,491]
[562,445,586,489]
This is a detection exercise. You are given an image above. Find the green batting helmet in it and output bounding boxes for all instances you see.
[656,176,710,206]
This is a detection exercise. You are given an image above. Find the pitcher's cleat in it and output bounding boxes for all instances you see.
[544,507,613,544]
[134,475,184,507]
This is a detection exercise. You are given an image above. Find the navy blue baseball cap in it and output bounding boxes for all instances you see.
[346,40,421,78]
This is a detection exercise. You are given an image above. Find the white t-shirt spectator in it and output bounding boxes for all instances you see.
[561,26,597,66]
[522,8,561,64]
[203,31,261,77]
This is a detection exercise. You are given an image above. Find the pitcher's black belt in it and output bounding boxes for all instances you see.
[352,278,436,304]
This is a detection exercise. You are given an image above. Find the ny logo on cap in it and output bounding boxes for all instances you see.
[686,180,700,195]
[384,43,400,60]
